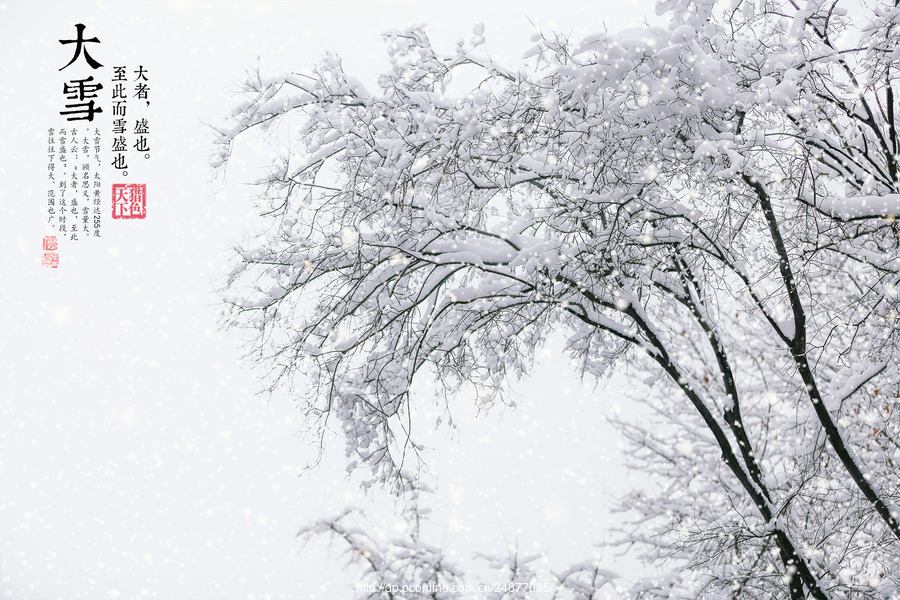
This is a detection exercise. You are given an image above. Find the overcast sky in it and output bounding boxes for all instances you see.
[0,2,660,598]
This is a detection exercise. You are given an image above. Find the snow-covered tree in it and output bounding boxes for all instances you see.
[214,0,900,597]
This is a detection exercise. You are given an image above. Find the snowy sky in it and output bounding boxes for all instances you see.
[0,1,659,598]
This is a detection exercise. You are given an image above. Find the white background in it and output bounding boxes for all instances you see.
[1,2,659,598]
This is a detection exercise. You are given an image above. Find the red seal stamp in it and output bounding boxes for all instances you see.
[41,236,59,268]
[111,183,146,219]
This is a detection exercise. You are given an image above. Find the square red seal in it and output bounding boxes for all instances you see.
[112,183,146,219]
[42,235,58,251]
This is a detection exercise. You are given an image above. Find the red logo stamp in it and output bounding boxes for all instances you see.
[42,236,59,268]
[112,183,146,219]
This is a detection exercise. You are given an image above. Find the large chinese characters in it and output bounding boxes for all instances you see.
[59,23,103,122]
